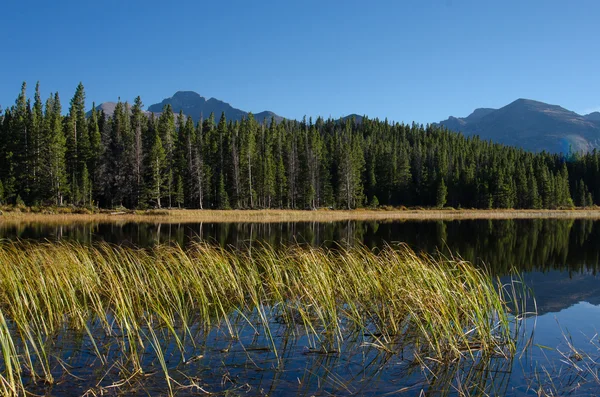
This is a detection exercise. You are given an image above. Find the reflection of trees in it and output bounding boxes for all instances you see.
[363,219,600,275]
[2,218,600,274]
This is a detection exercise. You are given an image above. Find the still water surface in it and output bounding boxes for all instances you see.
[2,218,600,395]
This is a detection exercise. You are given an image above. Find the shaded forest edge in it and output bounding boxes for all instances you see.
[3,207,600,224]
[1,81,600,211]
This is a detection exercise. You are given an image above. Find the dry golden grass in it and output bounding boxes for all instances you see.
[2,208,600,225]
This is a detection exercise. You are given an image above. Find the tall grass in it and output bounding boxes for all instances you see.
[2,207,600,225]
[0,241,517,395]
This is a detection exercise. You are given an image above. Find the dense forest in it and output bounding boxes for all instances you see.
[0,82,599,210]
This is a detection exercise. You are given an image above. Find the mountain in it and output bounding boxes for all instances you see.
[438,99,600,153]
[147,91,284,124]
[90,91,285,124]
[88,101,153,118]
[341,114,364,123]
[585,111,600,122]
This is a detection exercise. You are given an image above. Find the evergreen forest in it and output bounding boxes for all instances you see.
[1,82,599,210]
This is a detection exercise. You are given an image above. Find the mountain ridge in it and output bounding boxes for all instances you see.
[89,90,286,124]
[146,91,284,124]
[438,99,600,153]
[90,93,600,154]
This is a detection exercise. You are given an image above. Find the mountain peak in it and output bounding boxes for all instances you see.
[438,99,600,153]
[145,91,283,123]
[509,98,553,108]
[172,91,204,100]
[585,112,600,121]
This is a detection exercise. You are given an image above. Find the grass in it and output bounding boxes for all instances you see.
[2,206,600,225]
[524,324,600,396]
[0,241,518,395]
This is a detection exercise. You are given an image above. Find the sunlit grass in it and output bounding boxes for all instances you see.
[0,241,517,395]
[2,206,600,225]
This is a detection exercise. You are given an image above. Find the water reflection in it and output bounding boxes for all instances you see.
[2,218,600,275]
[4,218,600,394]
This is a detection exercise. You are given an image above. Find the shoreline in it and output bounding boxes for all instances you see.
[2,208,600,224]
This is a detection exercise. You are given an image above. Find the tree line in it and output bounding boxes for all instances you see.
[0,82,598,210]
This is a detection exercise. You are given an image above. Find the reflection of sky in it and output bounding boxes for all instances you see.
[509,302,600,395]
[531,301,600,350]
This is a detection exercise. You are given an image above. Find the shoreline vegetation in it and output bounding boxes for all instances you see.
[2,206,600,224]
[0,241,517,395]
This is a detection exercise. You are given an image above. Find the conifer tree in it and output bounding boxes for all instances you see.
[175,175,184,208]
[240,113,256,208]
[191,117,206,209]
[436,178,447,208]
[88,103,102,190]
[274,122,288,208]
[147,133,167,208]
[12,82,30,201]
[131,97,146,206]
[30,82,44,203]
[44,93,68,205]
[158,105,176,207]
[66,82,88,204]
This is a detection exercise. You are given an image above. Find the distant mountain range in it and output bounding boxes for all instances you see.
[91,91,284,124]
[91,93,600,154]
[437,99,600,153]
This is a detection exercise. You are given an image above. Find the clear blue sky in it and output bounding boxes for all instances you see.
[0,0,598,123]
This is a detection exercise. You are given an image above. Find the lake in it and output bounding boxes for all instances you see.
[1,218,600,395]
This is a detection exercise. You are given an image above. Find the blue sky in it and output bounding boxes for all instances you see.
[0,0,598,123]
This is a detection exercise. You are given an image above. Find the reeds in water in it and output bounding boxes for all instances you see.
[0,241,517,395]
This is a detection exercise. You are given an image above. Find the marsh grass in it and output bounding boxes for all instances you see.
[0,241,517,395]
[524,324,600,396]
[3,207,600,225]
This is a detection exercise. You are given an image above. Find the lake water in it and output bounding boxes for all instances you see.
[2,218,600,395]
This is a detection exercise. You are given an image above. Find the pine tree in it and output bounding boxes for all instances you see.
[81,164,91,206]
[203,113,217,207]
[528,173,542,209]
[240,113,256,208]
[66,82,88,205]
[260,120,276,208]
[370,194,379,208]
[158,105,177,207]
[12,82,30,201]
[217,173,230,209]
[191,117,206,209]
[30,81,44,203]
[337,120,365,209]
[44,93,68,205]
[88,103,102,205]
[175,174,184,208]
[147,133,167,208]
[436,178,447,208]
[274,122,288,208]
